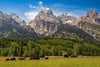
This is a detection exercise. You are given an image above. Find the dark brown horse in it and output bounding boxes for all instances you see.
[34,57,40,60]
[45,57,48,60]
[18,57,25,60]
[30,57,35,60]
[11,58,16,61]
[5,58,10,61]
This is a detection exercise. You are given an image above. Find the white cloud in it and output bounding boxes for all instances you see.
[25,11,39,21]
[28,1,43,9]
[28,4,37,8]
[25,1,44,21]
[38,1,43,5]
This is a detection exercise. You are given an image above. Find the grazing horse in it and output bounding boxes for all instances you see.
[5,58,10,61]
[11,58,16,61]
[35,57,40,60]
[30,57,35,60]
[45,57,48,60]
[18,57,25,60]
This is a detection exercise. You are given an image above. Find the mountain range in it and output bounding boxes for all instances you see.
[0,7,100,42]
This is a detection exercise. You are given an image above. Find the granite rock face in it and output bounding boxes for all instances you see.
[58,13,77,24]
[9,13,26,26]
[77,10,100,24]
[1,7,100,41]
[34,7,60,23]
[75,10,100,41]
[0,11,26,26]
[28,7,60,36]
[28,7,100,41]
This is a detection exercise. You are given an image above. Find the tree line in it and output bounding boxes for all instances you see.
[0,38,100,57]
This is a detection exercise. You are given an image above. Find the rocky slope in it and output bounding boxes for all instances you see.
[0,7,100,41]
[0,11,38,38]
[79,10,100,24]
[28,7,60,36]
[28,7,97,41]
[0,11,20,26]
[9,13,26,26]
[50,24,95,41]
[75,10,100,41]
[0,20,38,38]
[58,13,77,24]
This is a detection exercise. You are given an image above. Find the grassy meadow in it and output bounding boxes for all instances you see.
[0,57,100,67]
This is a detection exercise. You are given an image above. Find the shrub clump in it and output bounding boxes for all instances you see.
[63,53,69,57]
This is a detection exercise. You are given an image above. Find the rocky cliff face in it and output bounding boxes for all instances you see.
[28,7,100,41]
[76,10,100,24]
[0,11,11,21]
[75,10,100,41]
[0,8,100,41]
[10,13,26,26]
[0,11,38,38]
[77,21,100,41]
[28,7,60,36]
[58,13,77,24]
[0,11,26,26]
[34,7,60,23]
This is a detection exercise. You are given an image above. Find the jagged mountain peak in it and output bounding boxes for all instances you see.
[10,13,20,21]
[10,13,19,18]
[9,13,25,26]
[86,10,98,17]
[58,12,76,24]
[89,10,98,13]
[28,7,60,36]
[0,11,4,19]
[42,7,51,11]
[33,6,60,24]
[0,11,3,14]
[39,7,53,15]
[61,13,70,16]
[77,10,100,25]
[63,13,68,15]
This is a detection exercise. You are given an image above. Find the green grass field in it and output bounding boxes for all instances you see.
[0,58,100,67]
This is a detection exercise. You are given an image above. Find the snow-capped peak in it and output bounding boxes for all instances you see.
[42,7,50,11]
[63,13,71,16]
[67,13,71,16]
[64,13,68,16]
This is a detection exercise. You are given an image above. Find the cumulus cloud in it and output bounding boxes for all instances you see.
[25,1,44,21]
[25,11,39,21]
[38,1,43,5]
[28,4,37,8]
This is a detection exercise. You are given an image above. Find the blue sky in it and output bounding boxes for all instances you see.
[0,0,100,21]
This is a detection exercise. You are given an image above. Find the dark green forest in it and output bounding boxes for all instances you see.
[0,38,100,57]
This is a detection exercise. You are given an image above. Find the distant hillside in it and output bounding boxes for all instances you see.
[78,21,100,41]
[51,24,95,42]
[0,20,38,38]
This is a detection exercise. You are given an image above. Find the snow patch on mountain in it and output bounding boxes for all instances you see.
[42,7,50,11]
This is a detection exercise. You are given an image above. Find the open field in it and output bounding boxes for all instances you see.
[0,57,100,67]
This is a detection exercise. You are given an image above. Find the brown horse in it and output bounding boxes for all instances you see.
[45,57,48,60]
[5,58,10,61]
[18,57,25,60]
[30,57,35,60]
[11,58,16,61]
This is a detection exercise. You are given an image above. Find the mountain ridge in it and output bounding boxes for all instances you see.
[0,7,100,42]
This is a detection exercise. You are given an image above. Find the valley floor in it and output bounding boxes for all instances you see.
[0,57,100,67]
